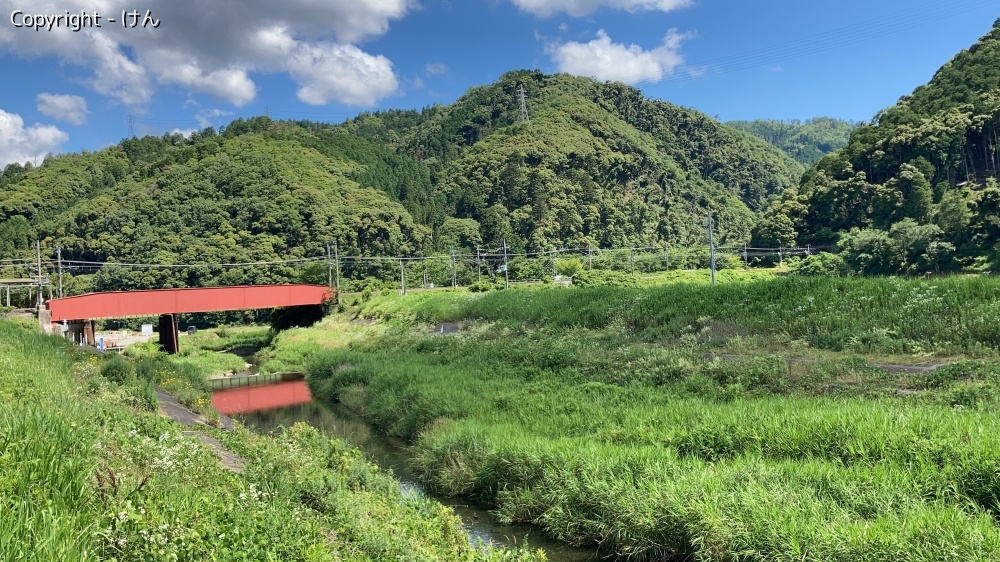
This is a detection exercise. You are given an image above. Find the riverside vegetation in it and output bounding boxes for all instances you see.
[0,318,546,561]
[282,274,1000,561]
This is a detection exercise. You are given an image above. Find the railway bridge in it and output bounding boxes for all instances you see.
[43,284,333,353]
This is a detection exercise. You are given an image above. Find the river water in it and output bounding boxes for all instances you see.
[224,388,600,561]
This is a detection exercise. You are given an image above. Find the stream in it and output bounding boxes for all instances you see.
[221,387,601,561]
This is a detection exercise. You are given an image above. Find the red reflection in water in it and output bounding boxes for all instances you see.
[212,380,312,415]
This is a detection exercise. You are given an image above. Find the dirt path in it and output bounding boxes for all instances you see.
[156,390,245,472]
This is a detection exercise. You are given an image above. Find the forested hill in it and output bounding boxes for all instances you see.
[0,71,803,289]
[727,118,856,166]
[753,18,1000,274]
[340,71,803,251]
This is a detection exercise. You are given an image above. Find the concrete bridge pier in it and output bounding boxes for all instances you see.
[158,313,179,354]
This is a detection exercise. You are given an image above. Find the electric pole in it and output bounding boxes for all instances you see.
[476,245,482,282]
[707,212,716,286]
[35,240,43,310]
[502,239,510,289]
[333,242,341,293]
[399,258,406,295]
[56,245,63,297]
[325,242,333,288]
[450,249,457,288]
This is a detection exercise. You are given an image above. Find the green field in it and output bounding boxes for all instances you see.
[288,275,1000,561]
[0,319,544,561]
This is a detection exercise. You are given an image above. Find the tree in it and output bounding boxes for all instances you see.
[437,218,482,252]
[838,228,897,275]
[788,252,848,276]
[895,164,934,222]
[0,215,35,256]
[750,213,797,248]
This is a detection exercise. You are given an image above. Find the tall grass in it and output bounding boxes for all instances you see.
[0,319,545,561]
[0,322,97,561]
[357,275,1000,355]
[298,278,1000,560]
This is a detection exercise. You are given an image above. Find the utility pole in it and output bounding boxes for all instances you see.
[707,212,717,286]
[587,243,593,270]
[399,258,406,295]
[502,239,510,289]
[35,240,43,310]
[325,242,333,288]
[743,242,749,270]
[56,245,63,298]
[422,256,428,288]
[517,84,530,124]
[476,245,482,282]
[333,242,341,293]
[450,248,457,288]
[629,247,635,276]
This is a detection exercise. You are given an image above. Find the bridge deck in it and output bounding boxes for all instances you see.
[47,284,332,322]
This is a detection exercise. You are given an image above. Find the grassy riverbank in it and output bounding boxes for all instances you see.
[0,319,544,561]
[295,275,1000,561]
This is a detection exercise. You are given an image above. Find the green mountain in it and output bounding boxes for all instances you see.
[727,118,856,166]
[756,19,1000,274]
[0,71,803,289]
[343,71,804,251]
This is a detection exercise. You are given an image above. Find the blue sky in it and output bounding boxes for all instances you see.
[0,0,996,167]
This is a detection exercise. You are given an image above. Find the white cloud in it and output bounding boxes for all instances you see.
[35,93,89,125]
[289,42,399,106]
[549,29,689,84]
[0,0,413,107]
[425,62,448,75]
[195,108,234,129]
[512,0,690,17]
[413,76,425,89]
[0,109,68,167]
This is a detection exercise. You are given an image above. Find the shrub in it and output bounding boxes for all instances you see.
[789,252,848,276]
[100,356,135,385]
[555,257,584,277]
[572,269,639,288]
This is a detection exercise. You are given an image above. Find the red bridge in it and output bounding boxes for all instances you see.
[44,284,333,353]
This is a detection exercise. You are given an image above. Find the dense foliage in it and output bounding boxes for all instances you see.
[772,19,1000,273]
[0,72,802,291]
[728,117,856,166]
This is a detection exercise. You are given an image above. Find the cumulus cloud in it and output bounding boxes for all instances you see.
[35,93,89,125]
[512,0,690,17]
[288,42,398,105]
[0,0,412,107]
[0,109,68,167]
[549,29,689,84]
